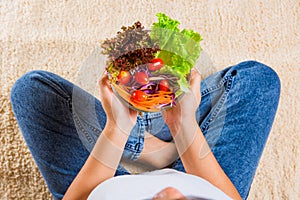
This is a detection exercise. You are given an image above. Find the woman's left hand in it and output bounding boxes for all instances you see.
[162,69,201,133]
[98,72,138,133]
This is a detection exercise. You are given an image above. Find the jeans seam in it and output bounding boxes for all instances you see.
[82,120,102,135]
[35,71,70,101]
[201,75,231,97]
[70,99,103,136]
[201,75,233,131]
[73,113,94,144]
[129,119,145,161]
[74,110,144,161]
[146,112,162,120]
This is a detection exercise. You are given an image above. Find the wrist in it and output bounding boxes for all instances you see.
[92,124,129,170]
[105,119,134,136]
[170,119,202,159]
[167,116,198,135]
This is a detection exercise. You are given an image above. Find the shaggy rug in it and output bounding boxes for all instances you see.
[0,0,299,199]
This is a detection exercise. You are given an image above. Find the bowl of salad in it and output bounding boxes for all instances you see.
[101,13,202,112]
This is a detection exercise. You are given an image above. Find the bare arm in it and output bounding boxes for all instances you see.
[162,69,242,200]
[63,124,130,200]
[169,119,241,200]
[63,73,138,199]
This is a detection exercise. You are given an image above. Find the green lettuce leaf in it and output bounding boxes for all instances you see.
[150,13,203,92]
[150,13,180,49]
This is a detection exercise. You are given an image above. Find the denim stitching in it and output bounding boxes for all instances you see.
[144,114,150,126]
[201,75,233,131]
[73,113,94,144]
[146,112,162,119]
[35,71,70,100]
[83,121,102,135]
[74,108,144,159]
[125,143,133,149]
[145,76,232,121]
[201,76,231,97]
[130,119,145,160]
[70,107,103,137]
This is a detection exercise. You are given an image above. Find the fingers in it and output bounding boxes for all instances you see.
[189,68,201,95]
[98,71,113,94]
[98,71,109,87]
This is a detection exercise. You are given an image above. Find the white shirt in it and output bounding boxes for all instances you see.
[88,168,232,200]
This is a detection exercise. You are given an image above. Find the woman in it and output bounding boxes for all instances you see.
[10,60,280,200]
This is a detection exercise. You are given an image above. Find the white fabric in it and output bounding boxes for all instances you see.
[88,168,232,200]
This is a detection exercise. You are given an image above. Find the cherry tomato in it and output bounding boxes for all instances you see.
[148,58,164,71]
[131,90,148,102]
[135,72,149,85]
[118,70,130,85]
[159,80,170,91]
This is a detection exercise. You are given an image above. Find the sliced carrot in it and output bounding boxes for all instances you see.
[112,83,174,112]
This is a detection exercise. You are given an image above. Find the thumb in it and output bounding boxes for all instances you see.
[189,68,201,95]
[99,72,113,93]
[98,72,114,103]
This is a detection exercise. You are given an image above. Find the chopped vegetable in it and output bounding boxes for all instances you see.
[130,90,174,108]
[101,13,203,112]
[118,70,131,85]
[148,58,164,71]
[131,90,148,102]
[159,80,170,91]
[135,71,149,85]
[102,21,160,77]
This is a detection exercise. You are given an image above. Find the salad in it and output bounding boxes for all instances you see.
[101,13,202,112]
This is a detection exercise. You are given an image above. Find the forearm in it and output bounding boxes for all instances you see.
[63,122,130,200]
[169,120,242,200]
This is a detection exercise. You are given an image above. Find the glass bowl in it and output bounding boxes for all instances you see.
[108,62,191,113]
[102,25,197,113]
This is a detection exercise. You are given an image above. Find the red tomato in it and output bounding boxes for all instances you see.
[148,58,164,71]
[131,90,148,102]
[135,72,149,85]
[118,70,130,85]
[159,80,170,91]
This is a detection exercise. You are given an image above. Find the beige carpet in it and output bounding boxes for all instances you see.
[1,0,299,199]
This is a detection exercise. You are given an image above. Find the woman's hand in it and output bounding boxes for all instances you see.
[162,69,201,132]
[98,72,138,133]
[64,72,138,200]
[160,70,242,200]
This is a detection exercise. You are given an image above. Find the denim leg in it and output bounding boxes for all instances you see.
[10,60,280,199]
[10,70,144,199]
[148,61,280,199]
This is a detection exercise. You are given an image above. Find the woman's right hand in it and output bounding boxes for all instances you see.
[64,72,138,200]
[98,72,138,133]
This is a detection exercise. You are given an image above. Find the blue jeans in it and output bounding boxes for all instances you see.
[10,61,280,200]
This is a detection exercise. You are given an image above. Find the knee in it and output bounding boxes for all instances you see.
[10,70,49,106]
[234,60,281,99]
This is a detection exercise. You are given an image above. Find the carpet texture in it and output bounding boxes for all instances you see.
[0,0,299,199]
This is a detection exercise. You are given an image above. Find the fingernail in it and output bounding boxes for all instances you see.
[191,68,198,74]
[192,68,201,78]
